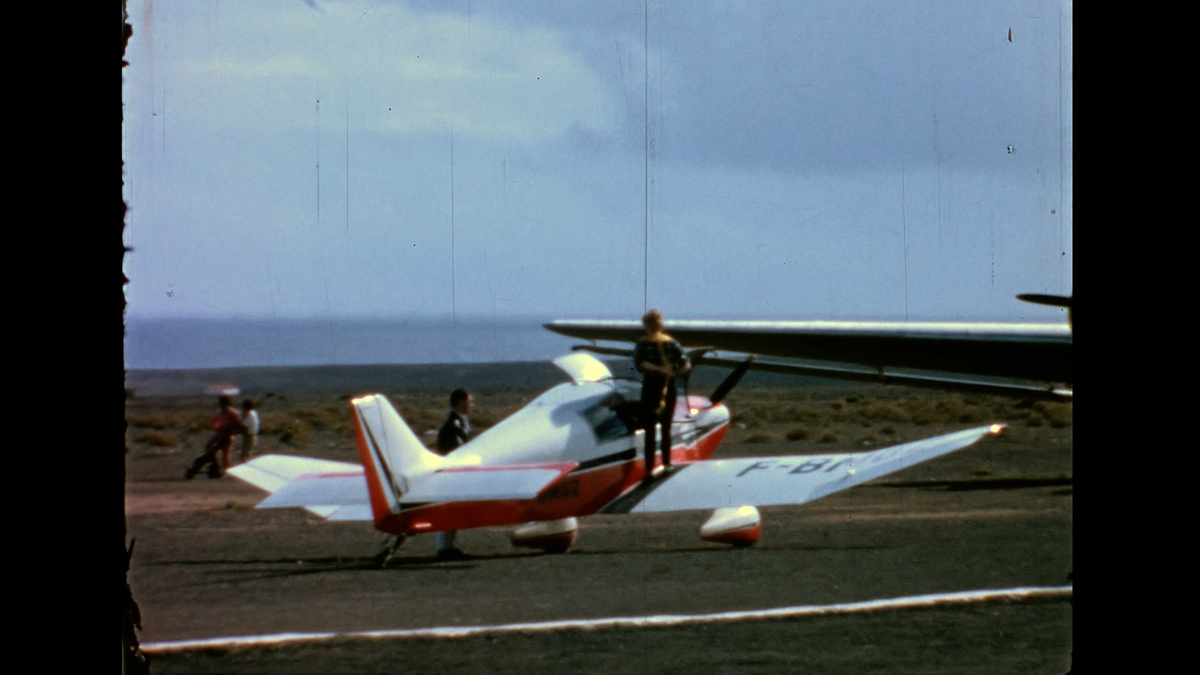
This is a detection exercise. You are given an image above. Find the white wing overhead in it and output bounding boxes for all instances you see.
[607,425,1004,513]
[552,352,614,384]
[545,318,1072,401]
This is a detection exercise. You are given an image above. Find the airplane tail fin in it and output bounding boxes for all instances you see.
[349,394,444,526]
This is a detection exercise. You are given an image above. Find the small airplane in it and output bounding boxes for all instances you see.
[545,294,1073,401]
[229,353,1004,564]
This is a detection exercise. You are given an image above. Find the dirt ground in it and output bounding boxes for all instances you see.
[124,363,1072,674]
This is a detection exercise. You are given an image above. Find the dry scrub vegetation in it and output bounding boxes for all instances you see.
[124,390,525,456]
[725,389,1070,447]
[131,430,179,448]
[125,384,1071,458]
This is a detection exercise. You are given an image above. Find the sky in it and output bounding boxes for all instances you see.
[122,0,1072,325]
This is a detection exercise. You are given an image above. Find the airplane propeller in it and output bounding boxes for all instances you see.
[677,348,712,410]
[1017,293,1072,334]
[707,355,755,405]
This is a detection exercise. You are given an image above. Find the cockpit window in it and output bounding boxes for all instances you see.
[579,392,637,442]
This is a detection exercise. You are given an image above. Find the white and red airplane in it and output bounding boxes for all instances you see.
[229,353,1003,564]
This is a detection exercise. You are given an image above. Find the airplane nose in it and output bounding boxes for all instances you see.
[691,400,730,427]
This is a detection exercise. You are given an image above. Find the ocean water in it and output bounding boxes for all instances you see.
[124,317,591,370]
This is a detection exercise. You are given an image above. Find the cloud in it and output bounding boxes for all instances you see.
[190,53,321,80]
[165,0,618,143]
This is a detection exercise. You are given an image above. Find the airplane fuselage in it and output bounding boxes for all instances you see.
[367,378,730,536]
[234,353,1004,556]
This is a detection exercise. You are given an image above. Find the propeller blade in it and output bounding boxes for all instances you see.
[679,348,714,395]
[1017,294,1072,334]
[709,356,755,404]
[1016,293,1072,308]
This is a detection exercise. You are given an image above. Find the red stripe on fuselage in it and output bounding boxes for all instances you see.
[297,471,364,479]
[437,462,577,474]
[372,419,730,536]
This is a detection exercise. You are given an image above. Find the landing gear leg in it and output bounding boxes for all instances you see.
[374,534,406,569]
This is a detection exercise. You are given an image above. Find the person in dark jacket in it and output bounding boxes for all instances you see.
[434,388,473,558]
[632,309,691,485]
[436,389,473,456]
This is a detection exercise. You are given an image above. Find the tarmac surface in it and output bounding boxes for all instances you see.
[124,366,1072,674]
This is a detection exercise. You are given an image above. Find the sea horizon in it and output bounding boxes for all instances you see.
[124,316,592,371]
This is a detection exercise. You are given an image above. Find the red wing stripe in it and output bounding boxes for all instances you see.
[437,463,576,474]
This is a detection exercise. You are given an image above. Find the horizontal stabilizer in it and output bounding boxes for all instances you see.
[308,504,374,521]
[403,464,576,503]
[613,425,1004,513]
[227,455,576,514]
[227,456,363,493]
[228,455,371,521]
[258,473,370,510]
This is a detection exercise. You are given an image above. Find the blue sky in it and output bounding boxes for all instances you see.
[123,0,1072,324]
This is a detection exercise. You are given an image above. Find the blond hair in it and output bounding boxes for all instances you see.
[642,309,663,329]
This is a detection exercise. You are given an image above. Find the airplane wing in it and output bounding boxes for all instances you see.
[229,456,577,518]
[545,319,1071,400]
[602,424,1004,514]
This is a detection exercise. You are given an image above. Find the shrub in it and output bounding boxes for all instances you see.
[744,431,780,444]
[127,413,187,430]
[1038,402,1073,428]
[817,429,837,443]
[785,426,810,441]
[787,404,826,423]
[855,401,910,424]
[277,419,313,445]
[740,402,825,425]
[294,407,351,432]
[731,411,768,430]
[395,404,448,434]
[133,431,178,448]
[469,406,512,428]
[908,396,986,425]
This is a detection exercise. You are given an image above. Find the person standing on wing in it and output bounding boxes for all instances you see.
[434,388,473,559]
[633,309,691,485]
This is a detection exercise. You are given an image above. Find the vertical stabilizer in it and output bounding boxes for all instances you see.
[350,394,444,525]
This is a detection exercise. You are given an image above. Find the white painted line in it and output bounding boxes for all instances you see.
[141,585,1072,653]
